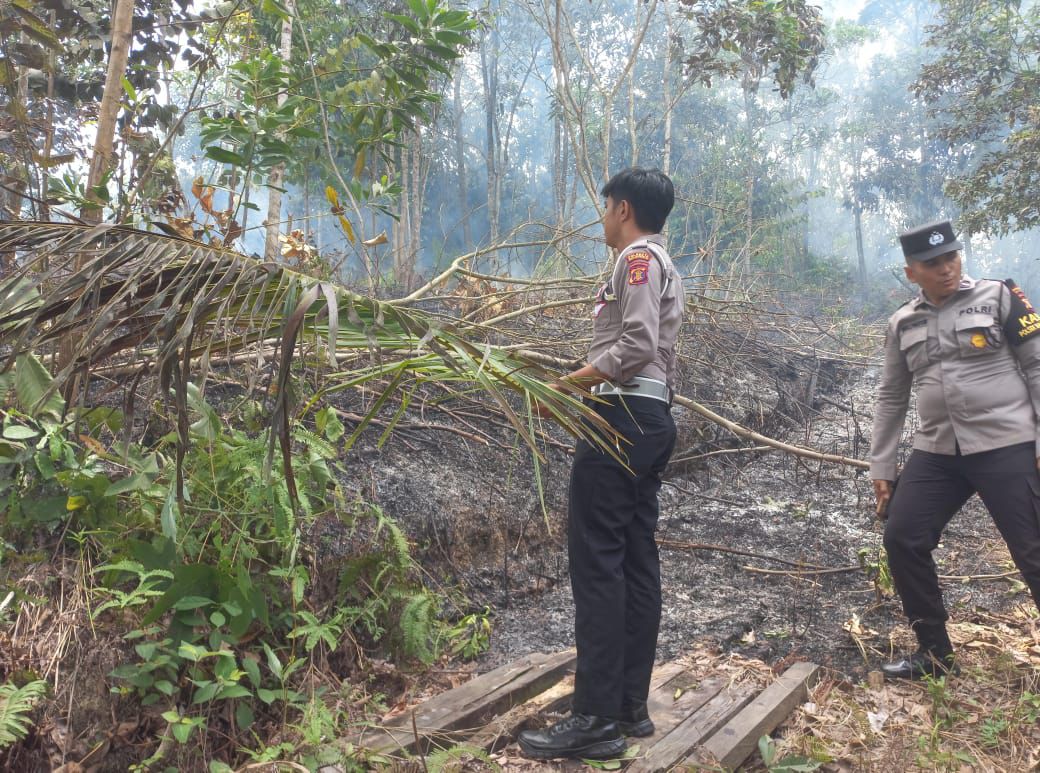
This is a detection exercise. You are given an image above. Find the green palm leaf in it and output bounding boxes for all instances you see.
[0,222,619,498]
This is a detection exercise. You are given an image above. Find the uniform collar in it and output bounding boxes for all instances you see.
[622,233,665,252]
[910,274,977,309]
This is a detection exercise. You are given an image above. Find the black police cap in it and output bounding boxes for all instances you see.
[899,220,963,262]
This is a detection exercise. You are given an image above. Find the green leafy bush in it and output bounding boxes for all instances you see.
[4,370,481,767]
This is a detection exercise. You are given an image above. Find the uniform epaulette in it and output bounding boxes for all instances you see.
[999,278,1040,345]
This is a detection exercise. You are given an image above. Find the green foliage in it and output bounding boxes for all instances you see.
[447,607,492,660]
[857,546,894,597]
[302,0,476,161]
[0,356,157,536]
[425,743,495,772]
[46,169,114,211]
[757,734,824,772]
[1,363,487,767]
[1017,691,1040,724]
[979,708,1009,749]
[582,744,641,769]
[681,0,827,99]
[914,0,1040,235]
[0,382,465,767]
[399,592,440,664]
[0,680,48,750]
[192,0,475,245]
[199,50,320,184]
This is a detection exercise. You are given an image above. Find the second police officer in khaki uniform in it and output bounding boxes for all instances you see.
[519,168,683,760]
[871,220,1040,679]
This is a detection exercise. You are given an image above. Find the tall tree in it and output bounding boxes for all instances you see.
[264,0,295,261]
[452,67,473,247]
[80,0,134,224]
[678,0,825,274]
[914,0,1040,236]
[480,16,501,242]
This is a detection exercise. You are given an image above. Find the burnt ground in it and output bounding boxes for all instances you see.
[333,340,1034,682]
[473,363,1032,680]
[6,311,1037,772]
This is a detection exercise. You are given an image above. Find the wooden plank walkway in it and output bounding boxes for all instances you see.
[324,652,820,772]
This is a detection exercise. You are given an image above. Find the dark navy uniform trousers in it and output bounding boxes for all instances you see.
[568,395,676,719]
[884,441,1040,626]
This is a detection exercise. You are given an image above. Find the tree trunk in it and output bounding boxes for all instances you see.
[452,68,472,247]
[854,206,866,286]
[480,21,500,243]
[662,2,672,178]
[742,86,755,276]
[851,147,867,287]
[80,0,134,224]
[264,1,294,261]
[39,10,58,223]
[410,137,426,288]
[627,0,640,166]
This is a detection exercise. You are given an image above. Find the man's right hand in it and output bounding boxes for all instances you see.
[533,383,564,419]
[873,479,893,520]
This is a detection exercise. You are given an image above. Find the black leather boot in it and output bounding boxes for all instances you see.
[517,713,626,760]
[618,702,655,737]
[882,623,959,680]
[882,649,959,679]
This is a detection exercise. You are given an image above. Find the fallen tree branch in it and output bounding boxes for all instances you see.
[518,350,871,470]
[741,565,1024,582]
[334,408,490,446]
[938,569,1022,581]
[670,445,773,464]
[742,564,860,576]
[390,219,599,306]
[672,394,869,470]
[656,537,836,570]
[660,480,745,507]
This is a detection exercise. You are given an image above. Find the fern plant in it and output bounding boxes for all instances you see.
[0,680,47,749]
[425,744,495,773]
[398,592,440,664]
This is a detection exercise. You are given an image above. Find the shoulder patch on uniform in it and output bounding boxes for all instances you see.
[1003,279,1040,345]
[625,249,651,286]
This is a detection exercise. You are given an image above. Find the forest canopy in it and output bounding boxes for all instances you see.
[3,0,1038,289]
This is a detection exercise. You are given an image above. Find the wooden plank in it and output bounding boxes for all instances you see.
[629,684,755,773]
[640,671,727,743]
[646,660,689,691]
[466,675,576,753]
[351,649,576,757]
[466,660,696,756]
[694,662,821,771]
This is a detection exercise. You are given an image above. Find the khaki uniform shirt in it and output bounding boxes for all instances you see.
[587,234,684,389]
[870,276,1040,481]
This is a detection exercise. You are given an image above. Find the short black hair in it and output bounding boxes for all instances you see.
[601,167,675,233]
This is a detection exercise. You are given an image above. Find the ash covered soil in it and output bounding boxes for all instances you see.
[471,365,1029,679]
[336,336,1032,681]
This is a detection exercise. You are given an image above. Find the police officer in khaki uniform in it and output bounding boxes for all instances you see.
[519,168,682,760]
[871,220,1040,679]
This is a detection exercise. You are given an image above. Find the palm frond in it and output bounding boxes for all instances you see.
[0,222,620,496]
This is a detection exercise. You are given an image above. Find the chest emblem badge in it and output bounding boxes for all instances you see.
[970,332,987,348]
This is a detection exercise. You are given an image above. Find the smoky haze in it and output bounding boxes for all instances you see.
[170,0,1039,301]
